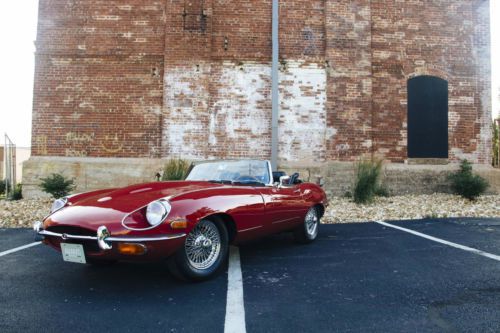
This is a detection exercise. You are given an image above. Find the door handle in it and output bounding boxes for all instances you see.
[293,189,301,194]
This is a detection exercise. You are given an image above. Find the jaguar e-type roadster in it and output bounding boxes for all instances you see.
[34,159,327,281]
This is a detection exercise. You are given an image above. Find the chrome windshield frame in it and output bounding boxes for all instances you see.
[186,159,273,186]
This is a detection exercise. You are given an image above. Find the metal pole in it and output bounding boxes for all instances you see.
[4,134,10,196]
[270,0,279,171]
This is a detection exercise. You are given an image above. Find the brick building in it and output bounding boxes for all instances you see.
[24,0,497,196]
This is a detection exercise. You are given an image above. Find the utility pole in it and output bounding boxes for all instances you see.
[270,0,279,171]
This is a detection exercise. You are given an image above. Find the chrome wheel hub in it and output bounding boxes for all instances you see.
[194,235,213,248]
[185,220,221,270]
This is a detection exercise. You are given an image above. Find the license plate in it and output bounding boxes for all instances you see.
[61,243,86,264]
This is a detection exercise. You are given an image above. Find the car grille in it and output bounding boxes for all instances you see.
[46,225,96,236]
[46,226,101,253]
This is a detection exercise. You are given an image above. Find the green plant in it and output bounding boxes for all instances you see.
[0,179,5,196]
[9,183,23,200]
[343,190,352,198]
[162,159,190,181]
[40,173,76,198]
[353,159,384,204]
[374,185,390,197]
[448,159,489,200]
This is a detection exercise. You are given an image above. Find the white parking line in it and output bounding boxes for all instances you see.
[375,221,500,262]
[0,242,41,257]
[224,246,247,333]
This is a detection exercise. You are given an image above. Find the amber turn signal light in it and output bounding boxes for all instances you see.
[117,243,147,255]
[170,220,187,229]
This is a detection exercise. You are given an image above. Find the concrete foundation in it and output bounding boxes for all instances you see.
[23,157,500,199]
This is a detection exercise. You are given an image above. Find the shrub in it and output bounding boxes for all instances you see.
[0,179,5,196]
[343,190,352,198]
[374,185,390,197]
[9,183,23,201]
[40,173,76,198]
[353,159,384,204]
[448,159,488,200]
[162,159,190,181]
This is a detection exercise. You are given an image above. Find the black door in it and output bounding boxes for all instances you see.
[407,76,448,158]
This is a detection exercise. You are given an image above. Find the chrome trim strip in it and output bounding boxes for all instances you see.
[107,235,186,242]
[271,217,297,225]
[239,226,263,233]
[39,230,96,240]
[38,230,186,242]
[121,199,171,231]
[267,160,274,185]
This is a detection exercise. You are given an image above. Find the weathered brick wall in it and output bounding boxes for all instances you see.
[31,0,492,165]
[32,0,165,158]
[370,0,492,163]
[325,0,373,161]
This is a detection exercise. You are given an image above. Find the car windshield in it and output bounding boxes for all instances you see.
[186,160,270,185]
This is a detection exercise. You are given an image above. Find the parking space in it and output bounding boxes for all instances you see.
[385,218,500,256]
[240,220,500,332]
[0,237,228,332]
[0,228,36,253]
[1,218,500,332]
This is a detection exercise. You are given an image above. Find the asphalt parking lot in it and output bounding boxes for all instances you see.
[1,218,500,332]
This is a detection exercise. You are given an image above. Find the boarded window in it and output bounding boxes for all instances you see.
[407,76,448,158]
[183,0,207,32]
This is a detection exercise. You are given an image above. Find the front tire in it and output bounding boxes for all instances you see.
[294,206,320,244]
[168,218,229,282]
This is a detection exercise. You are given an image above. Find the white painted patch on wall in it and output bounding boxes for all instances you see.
[162,64,210,159]
[162,60,328,162]
[278,61,327,162]
[208,62,270,158]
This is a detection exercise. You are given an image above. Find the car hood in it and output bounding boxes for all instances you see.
[46,181,224,230]
[73,181,223,212]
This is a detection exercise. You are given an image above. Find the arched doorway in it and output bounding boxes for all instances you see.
[407,75,448,158]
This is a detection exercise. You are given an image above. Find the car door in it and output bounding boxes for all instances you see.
[258,184,308,234]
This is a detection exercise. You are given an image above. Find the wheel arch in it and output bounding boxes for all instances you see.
[204,213,237,244]
[313,203,325,218]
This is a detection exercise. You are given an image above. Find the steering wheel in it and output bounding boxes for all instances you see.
[234,175,260,183]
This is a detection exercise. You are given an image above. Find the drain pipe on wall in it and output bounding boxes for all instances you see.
[270,0,279,171]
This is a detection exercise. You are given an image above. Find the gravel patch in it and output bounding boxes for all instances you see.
[0,198,52,228]
[323,193,500,223]
[0,194,498,228]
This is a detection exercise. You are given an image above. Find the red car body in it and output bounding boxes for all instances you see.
[35,160,327,280]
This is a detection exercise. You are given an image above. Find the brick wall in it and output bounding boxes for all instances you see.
[370,0,492,163]
[31,0,492,165]
[32,0,165,158]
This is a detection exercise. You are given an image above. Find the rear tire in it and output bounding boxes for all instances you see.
[168,217,229,282]
[294,206,320,244]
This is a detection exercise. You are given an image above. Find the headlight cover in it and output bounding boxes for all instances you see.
[51,197,68,213]
[145,200,171,226]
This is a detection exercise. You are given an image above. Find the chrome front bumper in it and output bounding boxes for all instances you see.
[33,221,186,251]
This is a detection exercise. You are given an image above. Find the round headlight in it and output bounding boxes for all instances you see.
[146,200,170,226]
[51,197,67,213]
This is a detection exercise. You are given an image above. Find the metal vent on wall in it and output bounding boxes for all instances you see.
[183,0,207,32]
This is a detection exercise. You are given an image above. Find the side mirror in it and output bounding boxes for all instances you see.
[279,175,290,188]
[315,175,325,187]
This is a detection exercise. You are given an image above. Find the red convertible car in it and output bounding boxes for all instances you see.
[34,160,327,281]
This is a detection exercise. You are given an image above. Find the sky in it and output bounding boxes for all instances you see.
[0,1,499,148]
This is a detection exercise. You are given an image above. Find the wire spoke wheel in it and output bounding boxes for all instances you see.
[185,220,221,270]
[305,208,319,238]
